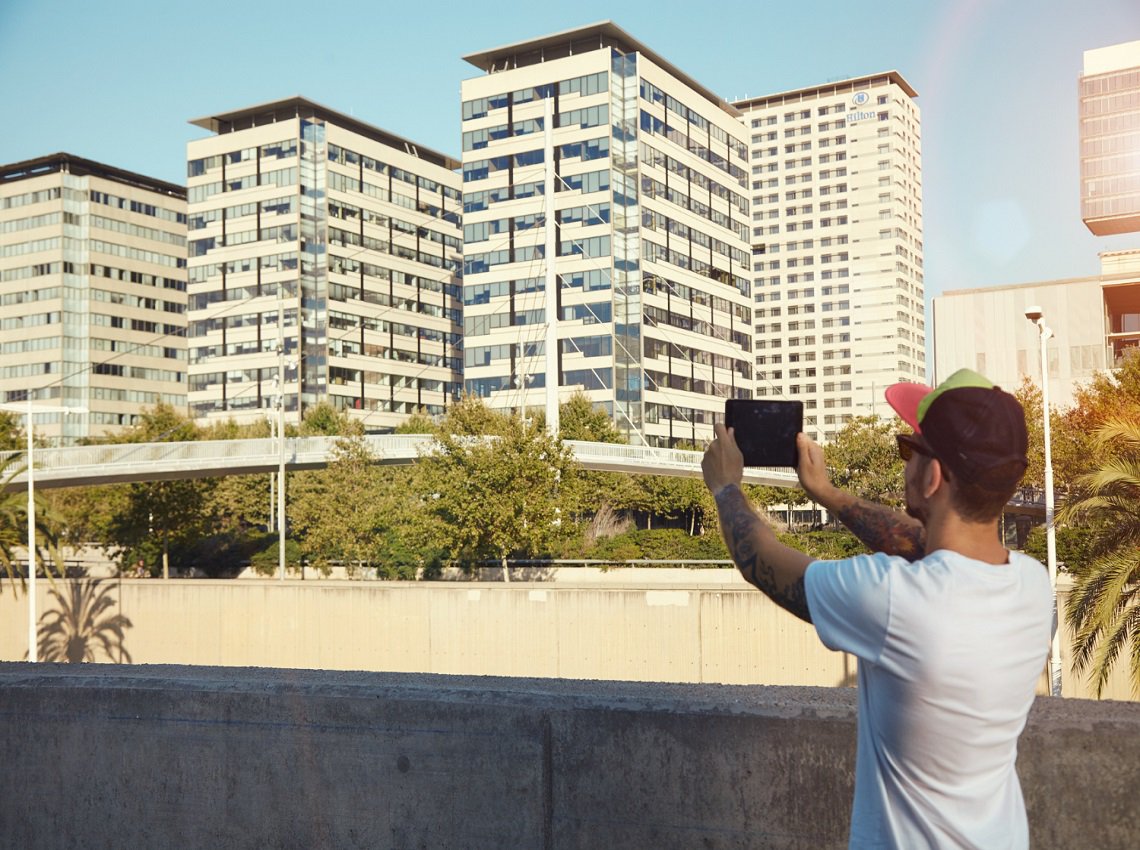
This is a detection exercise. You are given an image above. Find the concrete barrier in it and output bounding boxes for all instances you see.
[0,665,1136,849]
[1,576,1133,700]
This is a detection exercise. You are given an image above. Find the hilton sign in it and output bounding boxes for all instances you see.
[848,91,878,124]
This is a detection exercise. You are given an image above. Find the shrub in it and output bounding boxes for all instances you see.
[248,537,305,577]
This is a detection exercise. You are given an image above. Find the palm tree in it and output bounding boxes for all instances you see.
[1057,418,1140,697]
[0,450,66,593]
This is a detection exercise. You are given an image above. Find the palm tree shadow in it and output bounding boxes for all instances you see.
[33,579,133,663]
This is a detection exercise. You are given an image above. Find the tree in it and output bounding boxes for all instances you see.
[1057,418,1140,697]
[106,478,213,579]
[298,401,363,437]
[558,392,624,443]
[1014,378,1086,493]
[289,434,390,576]
[44,484,129,552]
[396,412,438,435]
[0,451,67,593]
[0,411,22,451]
[825,415,907,507]
[127,402,201,443]
[417,397,577,579]
[101,404,212,578]
[201,418,275,538]
[1061,350,1140,479]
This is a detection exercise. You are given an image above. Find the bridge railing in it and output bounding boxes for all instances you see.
[0,434,799,489]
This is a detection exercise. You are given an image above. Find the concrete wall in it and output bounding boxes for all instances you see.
[0,574,1133,700]
[0,664,1136,849]
[0,575,854,687]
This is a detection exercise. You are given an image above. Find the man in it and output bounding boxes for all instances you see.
[702,369,1053,848]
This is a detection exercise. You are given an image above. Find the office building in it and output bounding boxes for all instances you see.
[932,250,1140,409]
[0,153,187,442]
[460,22,755,447]
[1080,39,1140,236]
[186,97,464,430]
[734,73,925,440]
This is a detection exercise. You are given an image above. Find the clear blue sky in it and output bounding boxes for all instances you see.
[2,0,1139,300]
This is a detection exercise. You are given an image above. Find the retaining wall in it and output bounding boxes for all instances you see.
[0,665,1136,849]
[0,575,1132,700]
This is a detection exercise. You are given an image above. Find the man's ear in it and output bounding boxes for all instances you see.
[923,457,946,500]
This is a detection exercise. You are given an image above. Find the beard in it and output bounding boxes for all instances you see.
[904,482,928,523]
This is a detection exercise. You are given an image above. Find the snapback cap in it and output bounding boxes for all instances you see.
[885,368,1029,489]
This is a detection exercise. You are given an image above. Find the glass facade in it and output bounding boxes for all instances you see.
[0,154,187,443]
[186,99,463,431]
[299,118,329,409]
[461,26,754,446]
[611,49,643,436]
[1080,43,1140,235]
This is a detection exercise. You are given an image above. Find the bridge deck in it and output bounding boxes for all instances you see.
[1,436,800,490]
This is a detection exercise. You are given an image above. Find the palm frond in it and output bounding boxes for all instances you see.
[1065,549,1140,697]
[1093,418,1140,453]
[1068,459,1140,495]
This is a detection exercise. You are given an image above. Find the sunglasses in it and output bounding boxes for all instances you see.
[896,433,934,462]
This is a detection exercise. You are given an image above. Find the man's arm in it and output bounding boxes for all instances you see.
[703,425,814,623]
[794,433,926,560]
[714,484,813,622]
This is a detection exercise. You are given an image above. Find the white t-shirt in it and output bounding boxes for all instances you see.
[805,549,1053,849]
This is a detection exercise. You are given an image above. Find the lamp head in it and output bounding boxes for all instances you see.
[1024,305,1044,323]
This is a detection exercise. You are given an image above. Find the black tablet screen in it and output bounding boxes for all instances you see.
[724,399,803,467]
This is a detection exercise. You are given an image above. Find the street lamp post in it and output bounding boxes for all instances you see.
[0,398,86,662]
[1024,305,1063,697]
[276,283,287,582]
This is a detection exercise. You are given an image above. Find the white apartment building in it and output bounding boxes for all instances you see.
[933,250,1140,409]
[0,153,187,442]
[734,73,925,441]
[186,97,463,430]
[1080,39,1140,236]
[460,22,755,447]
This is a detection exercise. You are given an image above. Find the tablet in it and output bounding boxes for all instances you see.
[724,399,803,467]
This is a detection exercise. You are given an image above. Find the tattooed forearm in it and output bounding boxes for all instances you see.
[715,485,812,623]
[836,499,925,560]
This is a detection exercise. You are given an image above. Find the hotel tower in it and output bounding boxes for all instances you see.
[734,74,925,440]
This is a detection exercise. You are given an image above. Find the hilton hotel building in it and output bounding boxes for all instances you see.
[460,22,755,447]
[0,153,187,443]
[186,97,464,430]
[734,74,925,441]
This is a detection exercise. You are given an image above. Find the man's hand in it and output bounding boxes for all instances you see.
[793,432,926,559]
[795,432,836,506]
[702,424,744,496]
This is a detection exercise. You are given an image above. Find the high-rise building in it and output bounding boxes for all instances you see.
[186,97,464,430]
[1080,39,1140,236]
[0,153,188,442]
[460,22,755,447]
[733,74,925,440]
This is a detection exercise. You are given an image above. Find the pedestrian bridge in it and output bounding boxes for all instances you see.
[0,435,799,490]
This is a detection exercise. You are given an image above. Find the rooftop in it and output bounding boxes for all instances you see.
[189,96,461,171]
[1083,38,1140,76]
[0,152,186,199]
[733,71,918,111]
[463,21,741,119]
